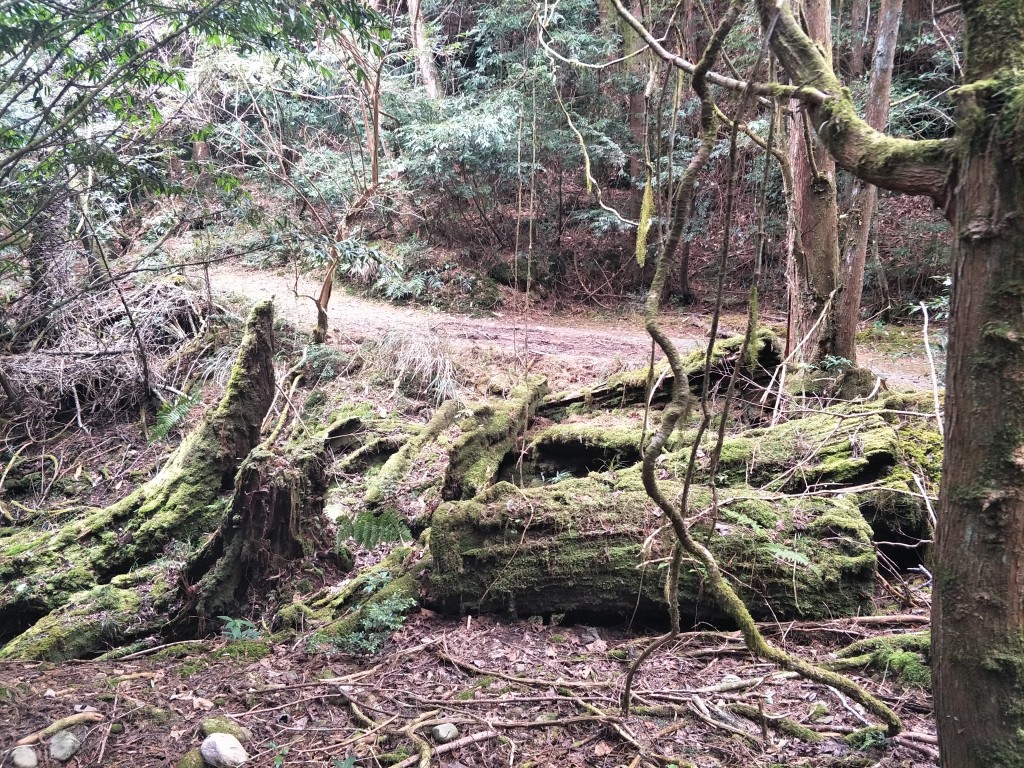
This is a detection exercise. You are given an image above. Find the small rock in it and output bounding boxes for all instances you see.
[430,723,460,744]
[49,731,82,762]
[200,733,248,767]
[10,746,38,768]
[201,716,252,742]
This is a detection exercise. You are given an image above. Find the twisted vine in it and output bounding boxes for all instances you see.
[616,0,901,738]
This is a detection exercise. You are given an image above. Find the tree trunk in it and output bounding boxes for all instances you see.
[623,0,648,217]
[747,0,1024,761]
[785,0,841,366]
[0,302,276,660]
[848,0,870,78]
[931,37,1024,764]
[429,479,877,623]
[835,0,904,364]
[409,0,441,99]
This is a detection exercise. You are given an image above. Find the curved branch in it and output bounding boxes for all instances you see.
[756,0,954,202]
[613,0,955,202]
[609,0,827,100]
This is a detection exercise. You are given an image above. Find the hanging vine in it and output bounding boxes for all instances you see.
[614,0,902,738]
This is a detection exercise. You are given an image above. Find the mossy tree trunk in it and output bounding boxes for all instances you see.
[785,0,841,366]
[0,301,276,660]
[178,439,332,631]
[752,0,1024,762]
[931,39,1024,767]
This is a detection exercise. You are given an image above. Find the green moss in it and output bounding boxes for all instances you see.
[175,749,205,768]
[377,748,412,766]
[364,400,461,508]
[835,633,931,689]
[201,716,253,741]
[443,377,549,499]
[276,602,324,630]
[429,475,875,621]
[219,640,272,660]
[179,660,207,677]
[0,584,143,661]
[730,702,822,743]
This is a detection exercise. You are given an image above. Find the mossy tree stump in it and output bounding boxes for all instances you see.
[0,302,276,660]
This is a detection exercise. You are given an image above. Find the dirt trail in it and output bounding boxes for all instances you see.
[204,262,938,390]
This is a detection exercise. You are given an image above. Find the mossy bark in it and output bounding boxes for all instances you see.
[364,377,548,526]
[0,302,276,659]
[177,439,331,629]
[427,477,876,622]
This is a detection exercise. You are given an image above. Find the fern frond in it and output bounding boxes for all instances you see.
[150,390,202,442]
[337,510,412,549]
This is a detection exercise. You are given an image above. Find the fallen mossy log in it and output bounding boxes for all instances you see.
[426,477,876,623]
[426,395,942,624]
[362,377,548,526]
[0,302,276,660]
[522,394,941,544]
[537,328,782,419]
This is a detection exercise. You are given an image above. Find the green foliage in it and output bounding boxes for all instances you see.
[218,616,260,640]
[150,390,202,442]
[305,344,349,382]
[763,544,812,568]
[337,511,412,550]
[332,594,417,654]
[818,355,853,372]
[845,726,888,751]
[270,742,289,768]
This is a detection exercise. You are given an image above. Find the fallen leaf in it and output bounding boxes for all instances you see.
[593,741,613,757]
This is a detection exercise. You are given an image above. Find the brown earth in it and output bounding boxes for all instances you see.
[203,262,940,392]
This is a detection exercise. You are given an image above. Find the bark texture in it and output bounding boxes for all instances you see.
[409,0,441,99]
[932,56,1024,767]
[0,302,276,660]
[754,0,1024,762]
[835,0,904,363]
[786,0,841,365]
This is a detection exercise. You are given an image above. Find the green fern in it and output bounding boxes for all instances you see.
[765,544,811,568]
[337,510,412,549]
[150,390,201,442]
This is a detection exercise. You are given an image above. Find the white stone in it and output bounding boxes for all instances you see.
[200,733,248,767]
[429,723,460,744]
[10,746,38,768]
[49,731,81,762]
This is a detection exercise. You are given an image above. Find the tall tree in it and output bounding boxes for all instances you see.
[755,0,1024,764]
[835,0,904,363]
[785,0,841,364]
[848,0,871,77]
[409,0,442,99]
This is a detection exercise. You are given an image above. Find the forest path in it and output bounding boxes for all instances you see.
[203,261,938,391]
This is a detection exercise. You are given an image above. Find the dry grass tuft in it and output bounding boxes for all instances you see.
[359,327,462,405]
